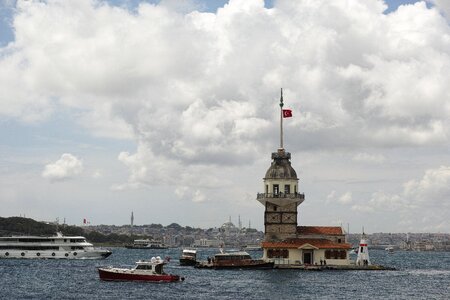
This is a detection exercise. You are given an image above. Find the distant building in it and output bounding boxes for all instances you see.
[257,90,352,267]
[220,220,240,237]
[192,238,223,248]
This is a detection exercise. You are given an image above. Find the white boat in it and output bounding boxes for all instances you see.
[125,239,168,249]
[385,246,394,253]
[179,249,197,266]
[243,244,262,251]
[0,232,111,259]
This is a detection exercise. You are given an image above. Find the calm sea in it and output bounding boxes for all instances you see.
[1,248,449,299]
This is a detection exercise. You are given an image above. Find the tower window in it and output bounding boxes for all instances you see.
[266,185,268,194]
[273,184,279,195]
[284,185,290,194]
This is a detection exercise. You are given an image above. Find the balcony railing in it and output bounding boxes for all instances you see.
[256,193,305,200]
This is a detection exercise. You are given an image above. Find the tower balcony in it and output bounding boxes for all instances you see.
[256,192,305,207]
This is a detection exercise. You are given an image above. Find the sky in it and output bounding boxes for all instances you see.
[0,0,449,233]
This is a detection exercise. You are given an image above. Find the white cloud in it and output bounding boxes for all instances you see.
[327,190,336,200]
[403,165,450,206]
[326,191,353,205]
[42,153,83,182]
[1,0,450,230]
[351,166,450,231]
[338,192,353,204]
[428,0,450,18]
[1,0,448,153]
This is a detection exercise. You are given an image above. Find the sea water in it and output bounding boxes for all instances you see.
[1,248,449,299]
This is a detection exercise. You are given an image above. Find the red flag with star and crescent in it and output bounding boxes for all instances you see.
[282,109,292,118]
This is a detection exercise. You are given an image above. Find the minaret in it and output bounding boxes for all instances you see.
[256,89,305,241]
[131,211,134,227]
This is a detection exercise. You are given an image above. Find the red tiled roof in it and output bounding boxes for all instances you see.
[262,238,351,249]
[297,226,343,235]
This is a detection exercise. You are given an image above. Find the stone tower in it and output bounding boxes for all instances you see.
[256,89,305,241]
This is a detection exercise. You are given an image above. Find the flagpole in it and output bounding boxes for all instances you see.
[280,88,284,150]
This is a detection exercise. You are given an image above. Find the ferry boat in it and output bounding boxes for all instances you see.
[0,232,111,259]
[243,244,262,251]
[125,239,168,249]
[98,256,184,282]
[179,249,197,266]
[195,251,274,270]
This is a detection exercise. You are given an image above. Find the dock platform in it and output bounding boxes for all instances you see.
[274,264,396,271]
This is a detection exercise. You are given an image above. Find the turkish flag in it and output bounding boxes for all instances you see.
[282,109,292,118]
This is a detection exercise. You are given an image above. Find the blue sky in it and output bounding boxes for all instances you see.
[0,0,449,233]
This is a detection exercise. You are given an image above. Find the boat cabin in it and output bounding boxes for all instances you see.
[214,252,252,261]
[135,257,165,274]
[181,249,197,258]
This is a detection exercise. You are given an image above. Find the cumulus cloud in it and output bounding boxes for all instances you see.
[42,153,83,182]
[1,0,450,214]
[428,0,450,18]
[327,191,353,205]
[351,166,450,231]
[338,192,353,204]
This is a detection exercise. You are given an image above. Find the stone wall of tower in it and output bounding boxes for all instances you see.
[264,202,298,241]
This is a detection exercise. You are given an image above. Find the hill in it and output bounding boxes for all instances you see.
[0,216,144,246]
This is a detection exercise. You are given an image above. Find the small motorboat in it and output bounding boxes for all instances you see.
[98,256,184,282]
[179,249,197,266]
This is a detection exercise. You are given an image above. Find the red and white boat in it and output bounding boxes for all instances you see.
[98,256,184,282]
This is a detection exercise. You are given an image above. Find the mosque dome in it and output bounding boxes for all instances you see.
[221,221,236,230]
[264,149,298,180]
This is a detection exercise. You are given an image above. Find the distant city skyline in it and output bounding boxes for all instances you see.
[0,0,449,233]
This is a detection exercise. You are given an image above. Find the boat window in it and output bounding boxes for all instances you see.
[70,239,85,243]
[18,239,47,243]
[136,265,151,270]
[0,246,59,250]
[154,264,163,274]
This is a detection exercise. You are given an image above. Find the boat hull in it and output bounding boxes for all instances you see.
[98,268,181,282]
[179,258,197,266]
[0,249,111,259]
